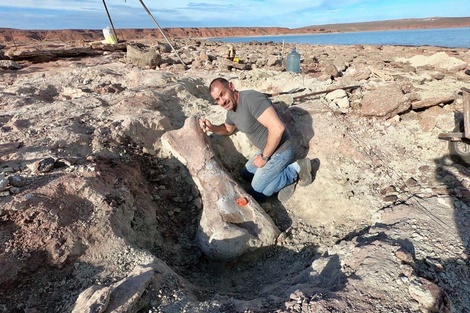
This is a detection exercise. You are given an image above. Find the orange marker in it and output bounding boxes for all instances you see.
[236,196,248,206]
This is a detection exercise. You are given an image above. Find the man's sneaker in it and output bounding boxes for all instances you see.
[297,158,313,187]
[277,182,296,202]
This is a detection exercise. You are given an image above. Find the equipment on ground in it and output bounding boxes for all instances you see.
[264,87,306,97]
[101,0,186,67]
[438,87,470,166]
[292,85,361,101]
[286,47,300,73]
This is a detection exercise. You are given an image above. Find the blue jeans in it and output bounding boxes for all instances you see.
[240,148,298,201]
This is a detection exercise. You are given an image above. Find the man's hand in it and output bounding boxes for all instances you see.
[198,118,236,136]
[198,117,213,133]
[253,154,268,168]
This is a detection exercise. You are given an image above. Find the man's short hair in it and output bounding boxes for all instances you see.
[209,77,229,93]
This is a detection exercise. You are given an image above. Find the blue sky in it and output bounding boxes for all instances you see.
[1,0,469,30]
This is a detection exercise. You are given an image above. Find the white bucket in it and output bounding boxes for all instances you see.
[102,27,117,44]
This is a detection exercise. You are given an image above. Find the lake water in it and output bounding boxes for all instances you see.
[212,27,470,48]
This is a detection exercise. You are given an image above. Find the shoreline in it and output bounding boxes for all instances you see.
[206,27,470,49]
[210,25,470,38]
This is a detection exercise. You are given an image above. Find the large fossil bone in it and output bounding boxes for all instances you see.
[161,116,280,260]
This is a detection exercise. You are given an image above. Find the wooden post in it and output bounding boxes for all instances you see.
[463,87,470,139]
[8,30,17,49]
[281,39,285,67]
[293,85,361,101]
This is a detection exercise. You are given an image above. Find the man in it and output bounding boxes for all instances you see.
[199,77,312,202]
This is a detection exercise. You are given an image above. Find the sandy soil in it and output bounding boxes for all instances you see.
[0,31,470,312]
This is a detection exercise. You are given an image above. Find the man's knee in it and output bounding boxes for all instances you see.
[240,166,254,182]
[248,185,269,202]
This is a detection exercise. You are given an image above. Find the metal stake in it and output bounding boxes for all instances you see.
[102,0,119,42]
[137,0,187,67]
[462,87,470,139]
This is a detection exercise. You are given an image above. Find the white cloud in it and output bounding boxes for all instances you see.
[2,0,100,11]
[2,0,470,30]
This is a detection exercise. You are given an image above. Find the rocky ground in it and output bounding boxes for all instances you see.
[1,34,470,313]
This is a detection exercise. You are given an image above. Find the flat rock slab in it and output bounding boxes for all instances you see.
[161,116,280,260]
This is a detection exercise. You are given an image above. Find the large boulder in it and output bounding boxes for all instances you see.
[361,84,411,119]
[396,52,467,73]
[126,44,162,68]
[72,262,189,313]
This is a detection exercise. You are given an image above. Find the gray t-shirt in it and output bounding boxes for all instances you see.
[225,90,292,153]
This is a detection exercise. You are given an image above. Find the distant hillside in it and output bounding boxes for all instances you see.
[1,17,469,44]
[297,17,470,33]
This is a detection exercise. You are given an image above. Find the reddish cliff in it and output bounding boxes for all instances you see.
[1,17,470,44]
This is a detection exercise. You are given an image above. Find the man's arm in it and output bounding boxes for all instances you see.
[210,123,237,136]
[257,106,285,157]
[199,118,236,136]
